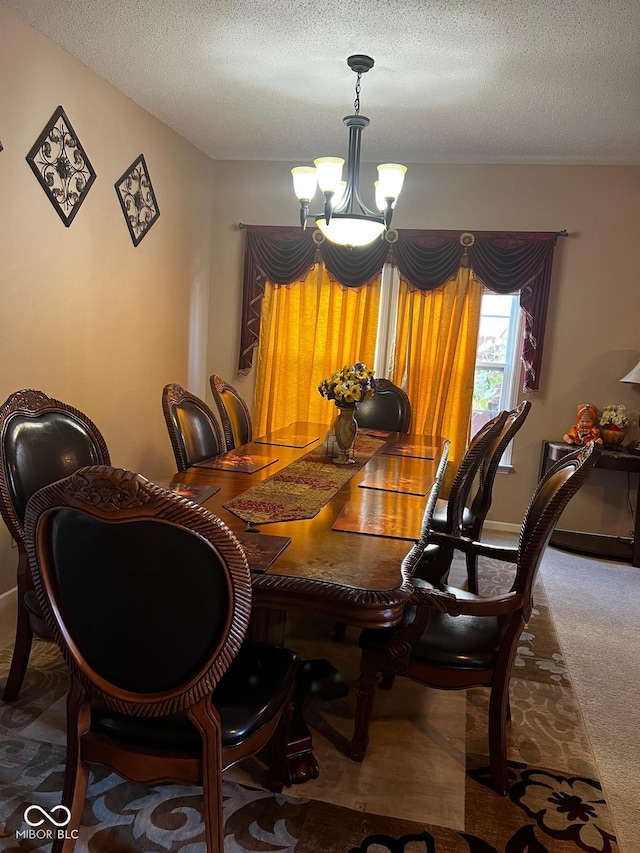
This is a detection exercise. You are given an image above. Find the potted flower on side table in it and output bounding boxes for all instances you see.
[318,363,376,463]
[599,404,631,448]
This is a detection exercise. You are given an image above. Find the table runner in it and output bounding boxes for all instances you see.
[224,435,384,523]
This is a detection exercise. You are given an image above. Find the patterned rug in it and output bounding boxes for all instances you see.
[224,435,384,524]
[0,552,619,852]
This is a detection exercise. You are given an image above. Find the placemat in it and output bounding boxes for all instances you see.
[224,435,384,524]
[332,493,429,539]
[154,480,220,503]
[356,428,393,438]
[234,531,291,572]
[382,441,436,460]
[255,433,319,448]
[193,453,278,473]
[358,470,429,496]
[254,425,320,447]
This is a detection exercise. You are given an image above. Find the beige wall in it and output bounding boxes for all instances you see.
[0,8,215,593]
[210,161,640,537]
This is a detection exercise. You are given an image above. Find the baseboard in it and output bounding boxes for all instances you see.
[484,520,520,534]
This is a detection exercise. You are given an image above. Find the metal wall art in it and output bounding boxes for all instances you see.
[114,154,160,246]
[26,106,96,226]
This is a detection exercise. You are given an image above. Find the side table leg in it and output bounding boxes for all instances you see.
[633,483,640,568]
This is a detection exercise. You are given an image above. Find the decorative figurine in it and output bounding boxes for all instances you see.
[563,403,603,446]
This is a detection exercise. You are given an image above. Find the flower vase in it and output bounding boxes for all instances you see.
[333,404,357,464]
[602,426,626,448]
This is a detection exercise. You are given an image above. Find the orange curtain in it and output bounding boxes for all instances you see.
[391,266,483,487]
[253,266,381,436]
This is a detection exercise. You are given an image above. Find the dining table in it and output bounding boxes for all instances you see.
[164,421,447,784]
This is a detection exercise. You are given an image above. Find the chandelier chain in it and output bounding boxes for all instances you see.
[354,71,362,115]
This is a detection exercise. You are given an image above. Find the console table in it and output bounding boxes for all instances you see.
[541,440,640,567]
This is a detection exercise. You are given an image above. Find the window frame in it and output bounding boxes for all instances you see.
[473,291,524,469]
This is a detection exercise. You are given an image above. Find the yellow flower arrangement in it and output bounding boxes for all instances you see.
[318,363,376,407]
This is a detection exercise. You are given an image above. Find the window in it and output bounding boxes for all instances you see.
[374,272,523,462]
[471,291,523,465]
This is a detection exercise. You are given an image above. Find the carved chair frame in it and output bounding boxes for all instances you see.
[209,374,253,452]
[0,389,110,702]
[349,443,601,795]
[24,465,294,852]
[162,383,225,471]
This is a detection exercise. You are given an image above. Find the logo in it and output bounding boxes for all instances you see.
[24,805,71,827]
[16,804,78,841]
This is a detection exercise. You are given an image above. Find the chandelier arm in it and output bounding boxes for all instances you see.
[300,200,310,229]
[383,200,394,229]
[323,191,335,225]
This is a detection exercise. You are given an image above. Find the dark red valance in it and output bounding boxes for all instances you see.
[239,225,561,391]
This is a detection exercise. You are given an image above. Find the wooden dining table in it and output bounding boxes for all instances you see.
[165,421,446,784]
[170,422,445,627]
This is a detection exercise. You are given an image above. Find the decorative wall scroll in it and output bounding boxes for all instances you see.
[114,154,160,246]
[26,106,96,226]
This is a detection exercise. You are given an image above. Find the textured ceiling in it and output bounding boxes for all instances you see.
[3,0,640,165]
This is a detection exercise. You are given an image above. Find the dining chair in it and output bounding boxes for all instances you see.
[0,389,110,702]
[415,409,511,591]
[209,374,253,451]
[162,383,225,471]
[24,465,299,853]
[426,401,532,592]
[354,379,412,433]
[348,442,601,794]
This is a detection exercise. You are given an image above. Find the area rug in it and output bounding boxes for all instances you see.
[224,435,384,524]
[0,552,619,852]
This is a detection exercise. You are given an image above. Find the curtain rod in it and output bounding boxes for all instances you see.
[238,224,569,236]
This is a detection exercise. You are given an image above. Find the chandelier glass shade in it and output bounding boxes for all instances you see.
[291,55,407,248]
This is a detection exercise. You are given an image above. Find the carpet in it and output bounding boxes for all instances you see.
[0,552,620,852]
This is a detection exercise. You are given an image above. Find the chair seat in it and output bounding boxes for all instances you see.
[91,642,298,752]
[24,590,54,639]
[359,586,503,670]
[431,498,474,532]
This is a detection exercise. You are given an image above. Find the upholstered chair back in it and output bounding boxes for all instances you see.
[162,383,225,471]
[354,379,411,434]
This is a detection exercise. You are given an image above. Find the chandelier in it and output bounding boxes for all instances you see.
[291,55,407,248]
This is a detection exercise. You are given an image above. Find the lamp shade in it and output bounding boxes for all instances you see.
[315,215,385,247]
[620,358,640,383]
[292,167,318,202]
[374,180,396,212]
[376,163,407,201]
[314,157,344,194]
